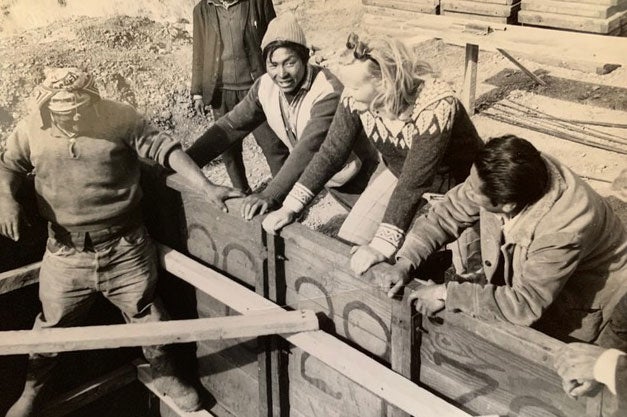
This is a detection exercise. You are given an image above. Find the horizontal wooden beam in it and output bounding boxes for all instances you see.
[41,364,137,417]
[158,244,471,417]
[0,261,40,295]
[136,361,216,417]
[0,310,319,355]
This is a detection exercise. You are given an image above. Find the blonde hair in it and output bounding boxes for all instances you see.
[365,36,432,118]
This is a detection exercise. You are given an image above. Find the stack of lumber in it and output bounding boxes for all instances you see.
[361,0,440,17]
[440,0,521,24]
[519,0,627,35]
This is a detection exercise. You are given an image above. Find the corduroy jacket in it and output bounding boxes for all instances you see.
[397,155,627,342]
[191,0,275,103]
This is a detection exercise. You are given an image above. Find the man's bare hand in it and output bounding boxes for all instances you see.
[193,98,205,117]
[201,183,245,213]
[241,193,274,221]
[407,281,446,317]
[369,258,413,298]
[0,201,22,241]
[555,342,605,397]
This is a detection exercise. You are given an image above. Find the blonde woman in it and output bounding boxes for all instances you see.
[263,34,483,276]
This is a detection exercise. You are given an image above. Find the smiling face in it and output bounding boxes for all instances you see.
[467,166,516,215]
[266,47,307,94]
[339,59,381,112]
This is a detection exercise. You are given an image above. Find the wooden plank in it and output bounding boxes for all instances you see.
[441,0,520,17]
[441,10,515,24]
[543,0,626,5]
[362,0,439,13]
[40,364,137,417]
[522,0,627,19]
[136,361,217,417]
[0,261,40,295]
[280,224,393,360]
[0,311,319,355]
[388,281,422,417]
[360,12,627,71]
[461,43,479,115]
[519,9,627,34]
[454,0,516,4]
[287,347,385,417]
[417,311,595,417]
[158,245,471,417]
[363,4,439,17]
[496,48,547,85]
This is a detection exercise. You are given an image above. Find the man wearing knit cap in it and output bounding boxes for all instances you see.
[187,13,378,221]
[0,68,243,416]
[191,0,288,194]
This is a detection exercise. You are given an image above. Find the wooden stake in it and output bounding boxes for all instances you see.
[0,310,319,355]
[462,43,479,115]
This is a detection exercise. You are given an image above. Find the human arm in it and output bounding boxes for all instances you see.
[167,148,244,212]
[262,97,363,232]
[555,343,626,398]
[243,87,341,220]
[186,80,267,167]
[0,122,34,241]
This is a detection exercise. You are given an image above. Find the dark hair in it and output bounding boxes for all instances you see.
[262,40,310,65]
[474,135,549,210]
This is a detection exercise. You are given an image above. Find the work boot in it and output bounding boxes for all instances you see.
[5,356,57,417]
[147,352,202,412]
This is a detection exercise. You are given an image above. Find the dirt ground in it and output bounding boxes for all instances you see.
[0,0,625,233]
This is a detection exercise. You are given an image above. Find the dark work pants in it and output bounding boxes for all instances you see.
[211,88,289,192]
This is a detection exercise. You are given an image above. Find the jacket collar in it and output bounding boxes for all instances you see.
[503,155,565,247]
[208,0,241,9]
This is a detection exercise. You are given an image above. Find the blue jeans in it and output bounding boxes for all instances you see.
[33,225,169,361]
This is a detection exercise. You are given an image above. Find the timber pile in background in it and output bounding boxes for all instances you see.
[519,0,627,35]
[441,0,521,24]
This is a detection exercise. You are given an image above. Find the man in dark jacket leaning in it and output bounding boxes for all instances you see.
[191,0,288,193]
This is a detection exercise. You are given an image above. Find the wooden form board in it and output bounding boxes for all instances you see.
[157,244,470,417]
[153,172,605,417]
[0,310,318,355]
[441,10,516,23]
[441,0,521,17]
[519,9,627,33]
[522,0,627,19]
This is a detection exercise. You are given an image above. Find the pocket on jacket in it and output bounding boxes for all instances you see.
[46,238,76,257]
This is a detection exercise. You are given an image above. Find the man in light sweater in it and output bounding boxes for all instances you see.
[0,68,243,416]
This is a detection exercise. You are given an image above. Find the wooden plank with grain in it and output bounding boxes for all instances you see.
[0,310,319,355]
[441,0,520,17]
[522,0,627,19]
[0,261,40,295]
[518,9,627,33]
[158,245,471,417]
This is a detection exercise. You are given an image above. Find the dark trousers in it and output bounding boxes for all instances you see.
[211,88,289,192]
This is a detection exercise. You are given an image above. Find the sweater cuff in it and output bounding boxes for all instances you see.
[370,223,404,259]
[594,349,625,395]
[282,183,314,213]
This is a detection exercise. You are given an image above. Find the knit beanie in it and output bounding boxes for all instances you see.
[261,13,307,51]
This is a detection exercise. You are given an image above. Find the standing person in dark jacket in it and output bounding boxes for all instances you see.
[191,0,288,193]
